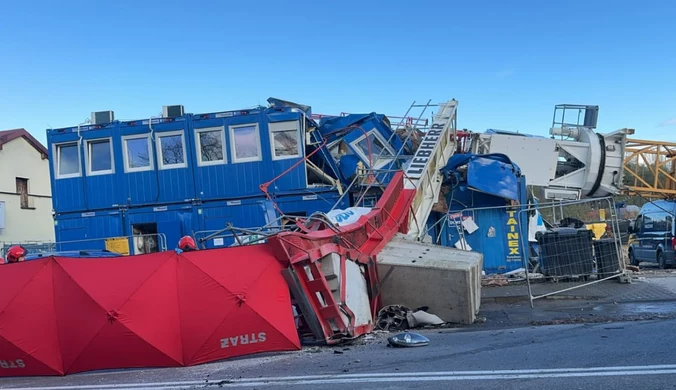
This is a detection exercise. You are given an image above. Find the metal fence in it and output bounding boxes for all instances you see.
[0,233,168,259]
[422,197,628,307]
[194,224,283,249]
[0,241,56,259]
[519,197,627,306]
[421,203,530,274]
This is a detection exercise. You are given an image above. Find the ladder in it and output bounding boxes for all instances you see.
[404,100,459,240]
[453,214,469,250]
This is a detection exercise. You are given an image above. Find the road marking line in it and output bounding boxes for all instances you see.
[212,369,676,386]
[8,364,676,389]
[244,363,676,381]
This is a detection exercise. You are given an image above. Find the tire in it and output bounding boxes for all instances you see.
[658,251,666,269]
[629,250,640,267]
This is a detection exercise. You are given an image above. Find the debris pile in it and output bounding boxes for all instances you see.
[375,305,445,332]
[481,268,544,287]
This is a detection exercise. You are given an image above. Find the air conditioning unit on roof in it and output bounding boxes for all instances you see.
[91,111,115,125]
[163,105,185,118]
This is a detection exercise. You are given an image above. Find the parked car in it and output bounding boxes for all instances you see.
[627,200,676,268]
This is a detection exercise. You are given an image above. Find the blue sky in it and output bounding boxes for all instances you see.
[1,0,675,146]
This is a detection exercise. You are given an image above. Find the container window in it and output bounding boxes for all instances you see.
[157,131,187,169]
[355,131,393,158]
[230,124,262,163]
[196,127,226,166]
[123,135,153,172]
[87,138,113,175]
[55,142,80,179]
[351,130,395,168]
[269,121,301,160]
[328,140,352,162]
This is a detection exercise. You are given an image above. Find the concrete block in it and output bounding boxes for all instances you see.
[319,253,341,293]
[377,234,483,324]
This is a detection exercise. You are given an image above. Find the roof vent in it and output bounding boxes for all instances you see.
[163,105,185,118]
[91,111,115,125]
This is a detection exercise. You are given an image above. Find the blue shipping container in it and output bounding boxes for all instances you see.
[195,190,346,249]
[47,104,332,215]
[436,177,529,274]
[54,210,124,251]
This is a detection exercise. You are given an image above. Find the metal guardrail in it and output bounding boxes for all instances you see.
[1,233,168,258]
[0,241,56,259]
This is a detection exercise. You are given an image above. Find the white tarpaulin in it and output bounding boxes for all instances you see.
[229,234,266,247]
[324,207,373,226]
[529,209,547,242]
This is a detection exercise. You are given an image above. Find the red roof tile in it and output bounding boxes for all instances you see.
[0,128,48,159]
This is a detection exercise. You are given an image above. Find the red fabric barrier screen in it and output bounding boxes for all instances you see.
[0,245,300,377]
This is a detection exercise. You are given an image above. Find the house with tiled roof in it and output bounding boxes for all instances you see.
[0,129,55,252]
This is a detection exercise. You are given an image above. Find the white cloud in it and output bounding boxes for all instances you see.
[658,118,676,127]
[495,69,515,79]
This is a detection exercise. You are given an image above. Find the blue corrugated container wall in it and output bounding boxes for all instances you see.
[54,211,125,251]
[196,190,348,248]
[429,176,529,274]
[47,106,321,213]
[126,204,199,254]
[47,104,345,252]
[54,204,198,253]
[53,189,347,253]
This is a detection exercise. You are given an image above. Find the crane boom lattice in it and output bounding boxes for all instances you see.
[623,138,676,198]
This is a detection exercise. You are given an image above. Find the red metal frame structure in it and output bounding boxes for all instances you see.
[268,172,415,344]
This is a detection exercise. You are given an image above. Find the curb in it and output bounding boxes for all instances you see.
[482,296,676,305]
[481,295,603,304]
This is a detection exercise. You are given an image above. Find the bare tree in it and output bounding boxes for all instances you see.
[199,132,223,161]
[160,136,185,165]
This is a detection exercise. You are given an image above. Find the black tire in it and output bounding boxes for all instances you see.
[629,250,640,266]
[658,251,666,269]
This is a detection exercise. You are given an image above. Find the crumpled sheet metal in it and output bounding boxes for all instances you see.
[376,305,444,331]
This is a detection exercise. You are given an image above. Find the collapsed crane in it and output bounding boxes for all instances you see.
[468,104,634,201]
[403,100,459,239]
[623,138,676,199]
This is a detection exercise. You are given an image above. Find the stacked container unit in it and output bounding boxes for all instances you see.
[47,104,346,254]
[317,113,411,187]
[427,176,529,275]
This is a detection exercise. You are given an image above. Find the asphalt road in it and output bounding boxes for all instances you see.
[4,318,676,390]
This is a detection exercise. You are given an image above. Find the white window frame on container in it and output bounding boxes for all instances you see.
[268,120,302,161]
[85,137,114,176]
[350,130,396,169]
[229,123,262,163]
[122,134,154,173]
[155,130,188,170]
[54,141,82,179]
[195,126,227,166]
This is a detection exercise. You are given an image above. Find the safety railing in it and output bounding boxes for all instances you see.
[194,225,284,249]
[1,233,168,258]
[518,197,626,303]
[0,241,57,259]
[269,171,414,264]
[422,197,628,308]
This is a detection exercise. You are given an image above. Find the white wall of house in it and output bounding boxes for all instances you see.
[0,137,55,244]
